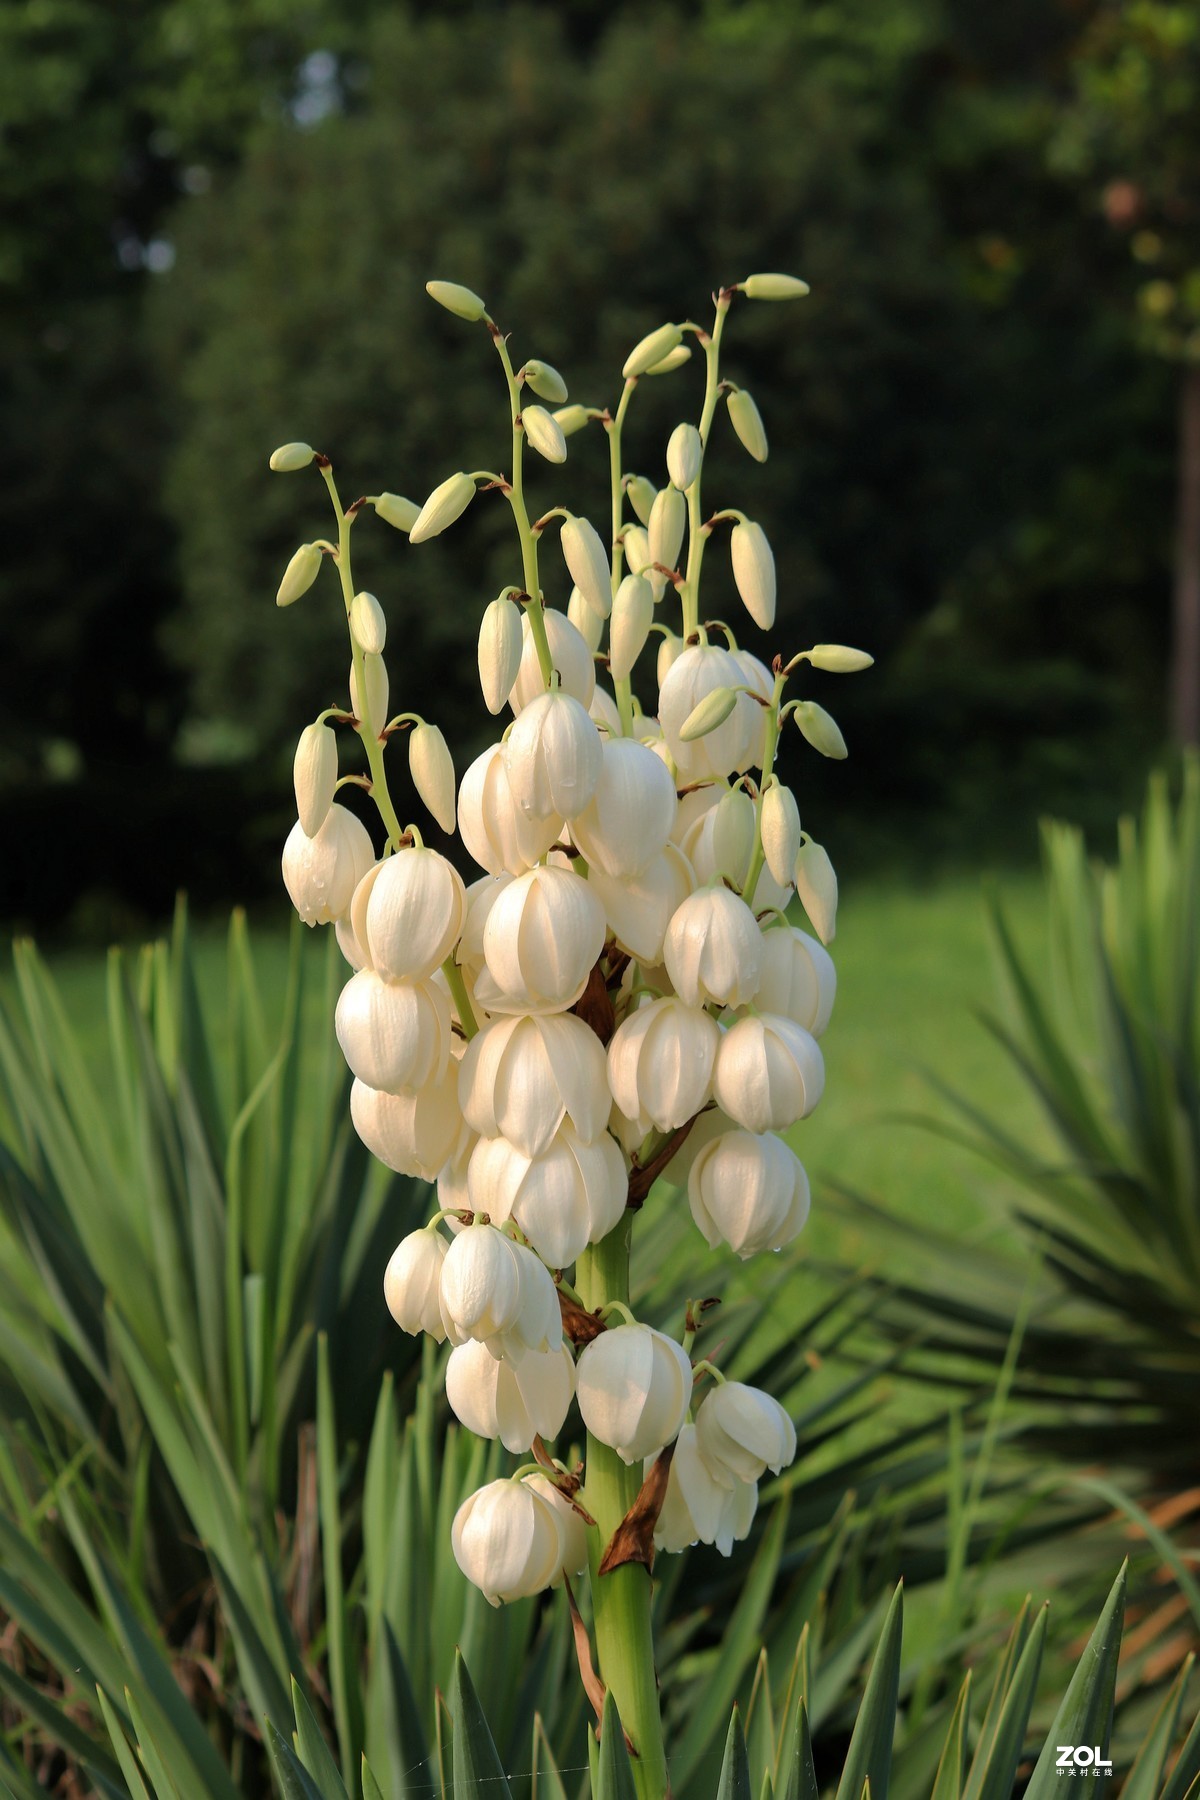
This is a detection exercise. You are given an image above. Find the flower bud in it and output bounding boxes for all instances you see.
[664,886,763,1009]
[269,441,315,472]
[713,1013,824,1133]
[348,589,386,655]
[510,609,595,712]
[467,1126,626,1268]
[458,1013,611,1157]
[659,644,754,781]
[794,700,847,760]
[349,654,389,733]
[426,279,487,321]
[754,927,836,1036]
[478,593,523,714]
[276,543,323,607]
[806,643,874,673]
[648,486,686,571]
[384,1228,448,1339]
[446,1339,576,1452]
[794,837,838,944]
[336,969,453,1092]
[458,744,562,876]
[711,787,758,884]
[365,846,468,981]
[687,1129,810,1257]
[726,389,768,463]
[730,649,774,771]
[742,272,810,300]
[623,322,683,380]
[452,1478,564,1606]
[350,1065,463,1180]
[567,585,604,652]
[645,344,693,375]
[409,471,476,544]
[657,632,684,689]
[482,865,606,1013]
[730,522,776,630]
[666,423,702,491]
[588,845,694,965]
[608,997,719,1133]
[623,523,660,592]
[521,404,567,465]
[625,476,657,527]
[282,804,374,926]
[374,493,422,532]
[293,723,338,838]
[560,515,613,621]
[760,782,801,886]
[504,690,602,821]
[570,737,677,878]
[577,1324,692,1464]
[523,359,568,404]
[678,685,738,744]
[553,404,590,437]
[651,1423,758,1555]
[439,1223,560,1357]
[609,574,654,682]
[524,1473,588,1576]
[409,722,456,833]
[695,1381,797,1484]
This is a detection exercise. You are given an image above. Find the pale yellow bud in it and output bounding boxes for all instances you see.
[730,521,776,630]
[794,836,837,943]
[649,486,686,572]
[478,593,524,714]
[625,476,657,526]
[350,590,386,655]
[374,493,421,532]
[521,404,567,464]
[409,722,457,834]
[623,524,652,577]
[760,781,801,886]
[666,423,702,491]
[426,279,487,321]
[623,322,683,380]
[269,441,314,472]
[806,644,875,673]
[523,360,568,404]
[293,722,338,837]
[794,700,847,760]
[609,574,654,682]
[554,404,590,437]
[350,654,389,733]
[712,788,756,883]
[742,272,810,300]
[679,685,738,742]
[276,543,323,607]
[567,585,604,652]
[560,515,612,620]
[727,389,768,463]
[645,344,692,375]
[409,472,476,544]
[657,632,684,689]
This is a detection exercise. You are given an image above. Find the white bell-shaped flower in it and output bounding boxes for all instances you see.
[588,845,694,966]
[575,1324,692,1464]
[754,928,836,1037]
[730,650,774,772]
[712,1013,824,1132]
[687,1129,810,1257]
[350,1065,463,1180]
[482,865,606,1013]
[730,521,776,629]
[560,515,613,620]
[439,1222,560,1357]
[504,690,602,822]
[664,886,763,1009]
[445,1338,575,1452]
[335,970,452,1093]
[569,738,677,879]
[695,1381,797,1486]
[282,804,374,927]
[458,745,563,876]
[657,631,684,686]
[451,1478,565,1606]
[609,574,655,682]
[590,687,622,736]
[365,846,467,981]
[293,723,338,838]
[458,1013,611,1157]
[679,787,756,887]
[436,1118,476,1215]
[648,486,686,571]
[457,872,515,977]
[348,861,383,961]
[607,997,719,1133]
[523,1474,588,1577]
[510,609,596,713]
[335,915,368,971]
[478,593,524,714]
[650,1423,758,1555]
[383,1229,448,1340]
[467,1126,627,1268]
[659,644,756,782]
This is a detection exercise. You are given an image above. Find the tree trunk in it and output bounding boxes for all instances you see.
[1171,362,1200,746]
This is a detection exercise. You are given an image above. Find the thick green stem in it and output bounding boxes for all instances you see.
[680,296,731,640]
[491,329,554,688]
[576,1221,669,1800]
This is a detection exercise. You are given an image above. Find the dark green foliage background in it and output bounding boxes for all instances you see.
[0,0,1177,930]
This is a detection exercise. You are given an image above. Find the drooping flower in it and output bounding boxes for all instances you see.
[687,1129,810,1257]
[282,804,374,926]
[451,1478,565,1605]
[576,1324,692,1464]
[383,1229,448,1339]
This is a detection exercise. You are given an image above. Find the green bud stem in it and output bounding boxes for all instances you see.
[319,464,405,851]
[576,1220,668,1800]
[491,330,555,689]
[608,378,637,736]
[680,294,731,639]
[741,670,786,905]
[440,956,479,1040]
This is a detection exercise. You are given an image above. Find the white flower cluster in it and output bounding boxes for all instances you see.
[272,273,871,1611]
